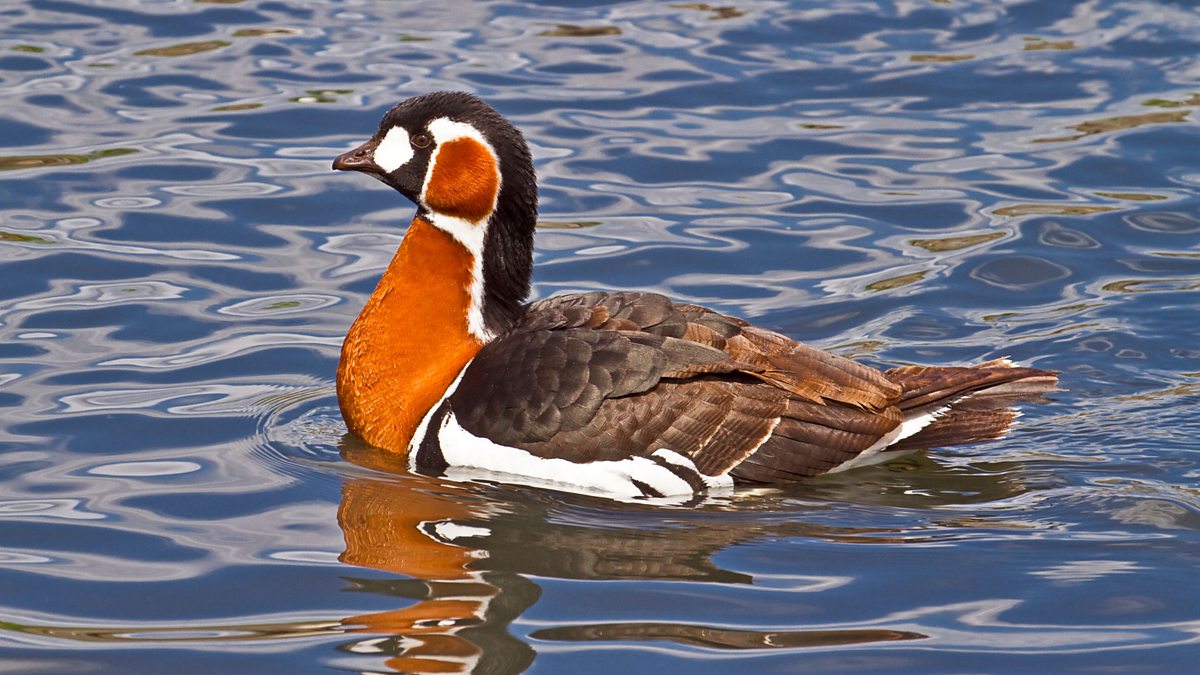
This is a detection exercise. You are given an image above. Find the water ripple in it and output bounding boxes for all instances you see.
[2,0,1199,671]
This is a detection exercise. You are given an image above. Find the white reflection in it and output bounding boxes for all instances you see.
[100,333,342,369]
[0,499,104,521]
[88,461,203,477]
[1032,559,1145,583]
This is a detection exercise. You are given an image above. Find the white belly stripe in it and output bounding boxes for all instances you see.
[406,360,472,472]
[436,411,701,499]
[826,404,950,473]
[403,357,726,501]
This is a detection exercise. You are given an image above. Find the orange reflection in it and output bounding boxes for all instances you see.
[337,463,519,673]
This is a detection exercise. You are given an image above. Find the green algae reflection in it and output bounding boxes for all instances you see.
[993,204,1118,217]
[1023,37,1077,51]
[671,3,746,19]
[0,148,138,172]
[1034,110,1190,143]
[909,231,1005,252]
[134,40,231,57]
[0,231,54,244]
[867,270,928,292]
[1142,94,1200,108]
[538,24,621,37]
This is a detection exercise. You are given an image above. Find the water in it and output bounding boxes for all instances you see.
[2,0,1199,671]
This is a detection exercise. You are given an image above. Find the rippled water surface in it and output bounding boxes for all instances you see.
[3,0,1200,672]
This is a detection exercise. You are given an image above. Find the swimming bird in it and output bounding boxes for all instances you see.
[331,91,1057,501]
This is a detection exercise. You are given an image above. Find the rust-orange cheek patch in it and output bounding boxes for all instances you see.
[423,137,500,223]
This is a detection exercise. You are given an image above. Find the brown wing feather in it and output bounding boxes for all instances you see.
[886,362,1058,413]
[526,292,902,409]
[451,292,909,476]
[885,360,1059,452]
[450,292,1057,485]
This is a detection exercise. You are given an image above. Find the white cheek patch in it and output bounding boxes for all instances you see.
[372,125,413,173]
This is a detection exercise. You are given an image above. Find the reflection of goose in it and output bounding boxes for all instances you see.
[331,91,1057,501]
[334,469,929,672]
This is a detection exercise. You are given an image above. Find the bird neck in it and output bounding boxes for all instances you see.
[475,170,536,336]
[337,215,486,453]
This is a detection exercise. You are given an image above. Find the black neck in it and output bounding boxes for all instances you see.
[479,131,537,337]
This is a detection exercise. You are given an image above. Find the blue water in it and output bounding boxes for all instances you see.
[2,0,1200,672]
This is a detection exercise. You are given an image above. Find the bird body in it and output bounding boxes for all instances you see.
[332,92,1056,501]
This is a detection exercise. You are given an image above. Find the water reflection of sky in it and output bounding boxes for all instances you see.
[2,0,1200,671]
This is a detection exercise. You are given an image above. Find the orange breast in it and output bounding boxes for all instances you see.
[337,216,484,454]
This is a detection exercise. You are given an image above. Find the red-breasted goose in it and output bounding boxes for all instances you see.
[331,91,1057,501]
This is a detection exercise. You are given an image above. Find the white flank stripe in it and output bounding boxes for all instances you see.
[406,361,471,470]
[404,358,722,501]
[651,449,734,492]
[372,125,413,173]
[437,411,698,500]
[826,405,949,473]
[747,416,781,458]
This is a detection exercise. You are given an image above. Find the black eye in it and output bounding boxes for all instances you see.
[411,132,432,149]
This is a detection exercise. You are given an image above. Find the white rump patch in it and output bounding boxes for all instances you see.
[373,125,413,173]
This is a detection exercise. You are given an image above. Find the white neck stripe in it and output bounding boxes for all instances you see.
[418,118,502,343]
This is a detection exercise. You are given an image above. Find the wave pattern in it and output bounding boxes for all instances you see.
[1,0,1199,671]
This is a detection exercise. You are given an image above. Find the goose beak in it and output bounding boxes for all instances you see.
[333,142,379,174]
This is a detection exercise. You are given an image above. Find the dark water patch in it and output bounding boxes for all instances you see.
[117,163,220,182]
[536,61,623,76]
[0,55,53,72]
[186,266,296,294]
[533,622,926,649]
[122,487,311,522]
[14,413,252,455]
[971,255,1072,291]
[21,94,87,113]
[100,74,228,108]
[29,0,270,38]
[1037,222,1101,249]
[104,211,287,248]
[0,253,163,301]
[249,68,379,84]
[189,106,368,140]
[1126,211,1200,234]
